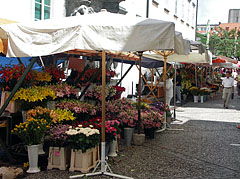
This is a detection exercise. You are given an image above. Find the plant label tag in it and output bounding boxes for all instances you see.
[55,151,60,156]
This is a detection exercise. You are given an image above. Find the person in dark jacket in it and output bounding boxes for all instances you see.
[176,69,182,104]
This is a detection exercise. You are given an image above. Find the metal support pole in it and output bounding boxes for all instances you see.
[173,64,176,119]
[116,64,134,86]
[138,52,143,134]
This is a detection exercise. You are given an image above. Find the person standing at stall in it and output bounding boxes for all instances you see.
[166,73,173,107]
[222,71,234,109]
[176,69,182,104]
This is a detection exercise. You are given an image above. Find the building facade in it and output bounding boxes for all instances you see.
[0,0,66,23]
[120,0,198,40]
[228,9,240,23]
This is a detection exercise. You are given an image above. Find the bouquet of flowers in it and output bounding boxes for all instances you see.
[189,86,200,96]
[56,99,97,121]
[84,85,116,101]
[11,106,56,145]
[118,109,138,128]
[12,86,56,110]
[45,66,65,84]
[65,125,100,152]
[142,110,163,129]
[34,71,52,84]
[105,119,121,142]
[48,83,79,100]
[47,124,70,147]
[0,64,34,91]
[53,108,75,124]
[27,106,58,124]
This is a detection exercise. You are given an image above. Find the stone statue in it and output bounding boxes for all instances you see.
[71,5,95,16]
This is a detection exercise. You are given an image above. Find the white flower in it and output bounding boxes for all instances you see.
[69,126,72,129]
[89,125,93,128]
[78,124,83,127]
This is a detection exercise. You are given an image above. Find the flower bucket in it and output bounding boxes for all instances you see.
[27,145,40,173]
[124,128,134,146]
[47,101,56,110]
[144,128,155,139]
[200,96,204,103]
[69,146,99,173]
[47,147,71,170]
[22,111,27,122]
[193,96,198,103]
[108,136,117,157]
[133,133,145,146]
[38,143,45,155]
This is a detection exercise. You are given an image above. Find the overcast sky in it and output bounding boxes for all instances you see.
[198,0,240,24]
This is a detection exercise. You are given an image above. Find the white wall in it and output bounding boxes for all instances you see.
[120,0,197,40]
[0,0,65,23]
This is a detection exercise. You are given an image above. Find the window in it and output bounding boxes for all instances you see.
[35,0,51,21]
[175,0,178,15]
[181,0,185,19]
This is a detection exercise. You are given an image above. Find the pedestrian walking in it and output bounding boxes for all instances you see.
[222,71,234,109]
[176,69,182,104]
[166,73,173,107]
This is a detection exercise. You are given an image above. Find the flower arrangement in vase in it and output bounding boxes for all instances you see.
[189,86,200,96]
[65,125,100,152]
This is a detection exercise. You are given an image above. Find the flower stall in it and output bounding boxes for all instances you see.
[0,12,192,178]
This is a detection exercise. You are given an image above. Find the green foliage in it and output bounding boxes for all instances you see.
[197,27,240,59]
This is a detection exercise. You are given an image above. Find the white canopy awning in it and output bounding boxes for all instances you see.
[143,49,212,64]
[0,12,186,57]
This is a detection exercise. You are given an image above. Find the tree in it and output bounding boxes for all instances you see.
[197,27,240,59]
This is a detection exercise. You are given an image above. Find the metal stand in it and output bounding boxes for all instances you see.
[70,51,133,179]
[70,142,133,179]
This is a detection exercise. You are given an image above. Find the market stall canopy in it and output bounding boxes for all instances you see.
[212,62,239,69]
[0,12,184,57]
[0,18,17,54]
[217,55,238,64]
[143,49,212,64]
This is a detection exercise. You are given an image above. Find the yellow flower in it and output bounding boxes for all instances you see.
[24,162,29,168]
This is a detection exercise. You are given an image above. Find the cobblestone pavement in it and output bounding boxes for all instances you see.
[23,89,240,179]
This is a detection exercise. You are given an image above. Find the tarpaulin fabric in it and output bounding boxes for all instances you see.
[0,56,41,70]
[0,12,179,57]
[113,56,164,68]
[143,50,212,64]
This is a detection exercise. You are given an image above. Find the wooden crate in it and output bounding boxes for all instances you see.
[47,147,71,170]
[69,146,99,173]
[1,91,19,113]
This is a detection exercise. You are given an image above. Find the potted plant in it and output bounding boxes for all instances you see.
[142,110,163,139]
[11,107,54,173]
[66,125,100,173]
[118,109,138,146]
[105,119,121,157]
[46,124,71,170]
[189,86,199,103]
